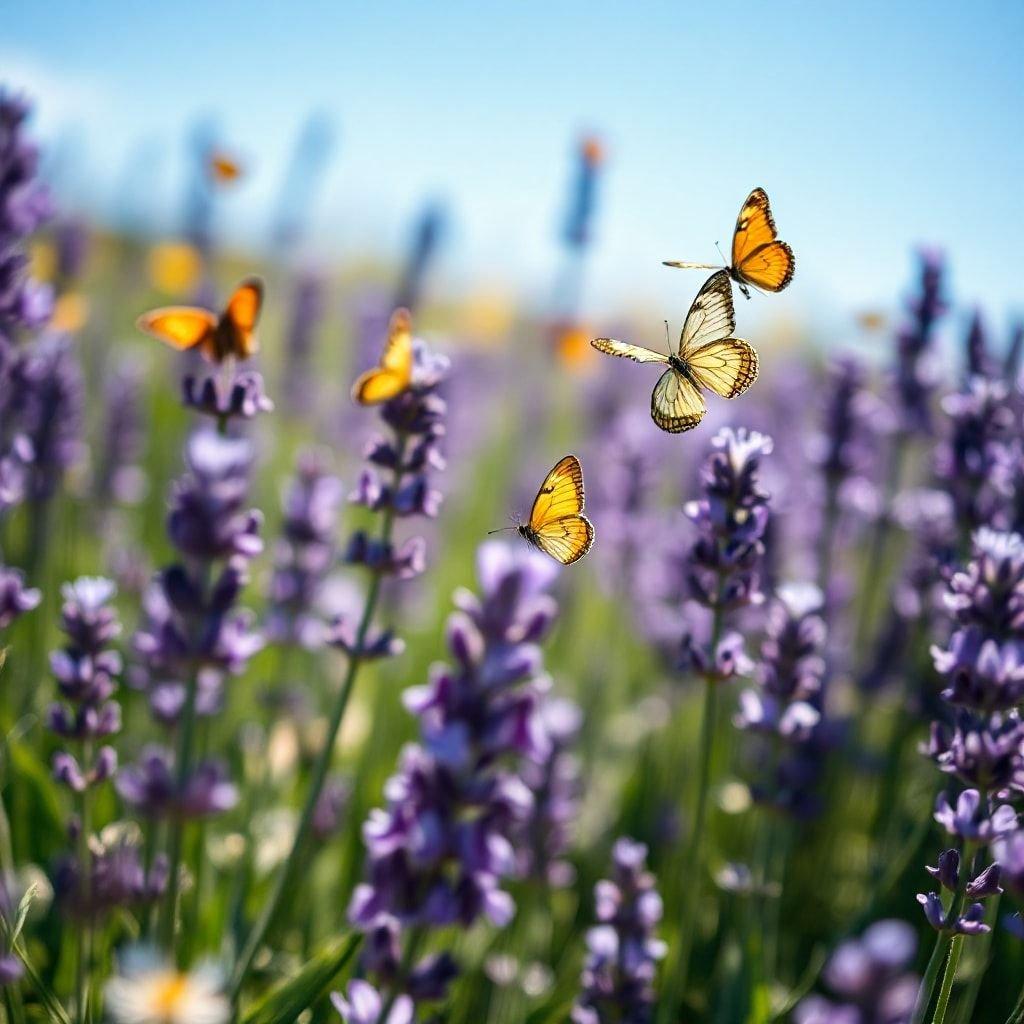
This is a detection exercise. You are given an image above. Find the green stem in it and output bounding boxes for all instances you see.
[1005,979,1024,1024]
[158,663,201,949]
[75,742,93,1024]
[912,840,977,1024]
[931,935,964,1024]
[658,598,724,1023]
[229,435,408,1000]
[853,432,906,655]
[913,934,954,1024]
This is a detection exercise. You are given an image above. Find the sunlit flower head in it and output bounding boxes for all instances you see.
[105,950,228,1024]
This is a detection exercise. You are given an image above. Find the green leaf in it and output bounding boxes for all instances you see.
[11,883,37,944]
[240,933,361,1024]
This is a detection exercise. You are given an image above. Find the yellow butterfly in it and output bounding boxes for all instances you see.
[351,308,414,405]
[136,276,263,364]
[591,270,758,433]
[513,455,595,565]
[663,187,795,299]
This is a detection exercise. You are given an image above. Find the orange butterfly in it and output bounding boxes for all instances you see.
[513,455,594,565]
[136,277,264,364]
[208,151,244,184]
[351,308,414,405]
[663,188,795,299]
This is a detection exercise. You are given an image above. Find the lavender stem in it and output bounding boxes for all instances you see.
[229,434,408,999]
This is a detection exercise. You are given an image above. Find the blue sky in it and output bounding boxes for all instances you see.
[6,1,1024,337]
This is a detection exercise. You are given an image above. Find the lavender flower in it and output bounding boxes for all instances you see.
[181,369,273,426]
[54,829,167,921]
[563,135,604,251]
[916,528,1022,959]
[8,335,84,504]
[348,541,559,1011]
[332,980,413,1024]
[518,696,583,886]
[892,249,945,436]
[572,838,666,1024]
[678,427,773,678]
[93,363,147,508]
[281,270,325,413]
[126,431,261,947]
[794,920,918,1024]
[265,448,343,648]
[395,202,445,312]
[935,380,1014,539]
[0,91,53,333]
[735,582,829,818]
[48,578,122,786]
[963,309,992,382]
[931,527,1024,712]
[0,566,40,630]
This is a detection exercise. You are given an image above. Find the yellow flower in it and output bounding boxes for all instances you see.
[554,322,596,371]
[147,241,201,297]
[105,951,228,1024]
[50,292,89,334]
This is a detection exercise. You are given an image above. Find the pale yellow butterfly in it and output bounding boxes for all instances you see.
[591,270,758,433]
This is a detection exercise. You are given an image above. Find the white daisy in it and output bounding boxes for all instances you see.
[104,949,228,1024]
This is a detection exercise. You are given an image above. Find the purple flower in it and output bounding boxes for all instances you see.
[517,696,582,886]
[892,248,945,436]
[116,746,237,820]
[736,582,832,818]
[795,919,918,1024]
[0,91,53,332]
[935,379,1014,537]
[281,270,326,413]
[54,833,166,921]
[265,448,343,648]
[933,789,1016,842]
[48,577,122,788]
[94,363,146,507]
[181,369,274,425]
[572,838,666,1024]
[0,566,40,629]
[348,540,560,1013]
[331,980,413,1024]
[682,427,773,615]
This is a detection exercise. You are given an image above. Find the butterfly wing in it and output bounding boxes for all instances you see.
[528,454,594,565]
[678,270,736,356]
[351,307,414,405]
[686,339,759,399]
[651,368,706,433]
[136,307,217,351]
[531,516,595,565]
[590,338,669,364]
[221,276,264,359]
[731,188,795,292]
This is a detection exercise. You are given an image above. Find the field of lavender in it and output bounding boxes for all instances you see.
[2,80,1024,1024]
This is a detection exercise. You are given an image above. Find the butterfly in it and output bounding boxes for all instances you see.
[351,308,414,405]
[663,187,794,299]
[208,150,244,183]
[591,270,758,433]
[136,277,263,363]
[512,455,594,565]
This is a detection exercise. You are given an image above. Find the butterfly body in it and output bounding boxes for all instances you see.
[591,269,758,433]
[515,455,594,565]
[663,188,794,299]
[136,277,263,363]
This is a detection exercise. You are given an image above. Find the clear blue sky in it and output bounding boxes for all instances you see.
[6,1,1024,336]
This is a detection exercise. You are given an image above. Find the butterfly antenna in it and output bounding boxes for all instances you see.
[487,526,517,535]
[664,320,671,354]
[714,240,728,267]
